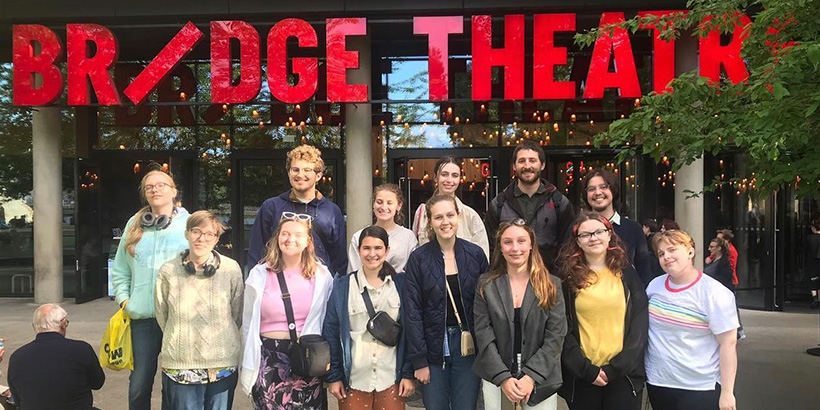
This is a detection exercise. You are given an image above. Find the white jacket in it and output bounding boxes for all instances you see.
[239,262,333,396]
[412,196,490,261]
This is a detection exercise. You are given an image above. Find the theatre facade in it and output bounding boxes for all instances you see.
[0,0,816,310]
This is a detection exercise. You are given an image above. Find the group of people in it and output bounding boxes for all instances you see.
[5,142,740,410]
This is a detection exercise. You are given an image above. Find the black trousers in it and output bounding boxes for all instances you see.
[567,376,643,410]
[646,383,721,410]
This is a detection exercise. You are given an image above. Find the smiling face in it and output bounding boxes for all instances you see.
[185,220,219,259]
[585,175,613,213]
[429,199,459,241]
[514,149,545,184]
[359,236,389,273]
[373,189,399,224]
[576,219,612,258]
[656,239,695,277]
[436,163,461,196]
[141,171,177,212]
[288,159,321,195]
[499,225,532,270]
[278,220,310,259]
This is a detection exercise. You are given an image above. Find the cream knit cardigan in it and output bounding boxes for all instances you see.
[154,253,244,370]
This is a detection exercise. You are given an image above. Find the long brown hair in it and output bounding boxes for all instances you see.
[424,194,459,241]
[480,221,559,308]
[558,211,628,293]
[262,219,318,279]
[432,156,461,196]
[125,170,176,256]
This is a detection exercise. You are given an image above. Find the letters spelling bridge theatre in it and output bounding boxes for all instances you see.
[0,0,812,311]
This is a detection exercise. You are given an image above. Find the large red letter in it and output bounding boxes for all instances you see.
[414,16,463,101]
[268,18,318,104]
[639,10,686,93]
[67,24,120,106]
[12,25,63,106]
[533,13,576,100]
[472,15,524,101]
[326,18,368,103]
[584,12,641,99]
[124,22,203,105]
[699,14,751,84]
[211,21,260,104]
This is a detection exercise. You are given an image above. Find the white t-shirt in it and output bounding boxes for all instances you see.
[347,225,418,274]
[645,271,739,390]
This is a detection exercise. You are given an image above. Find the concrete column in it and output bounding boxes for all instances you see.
[673,31,704,267]
[344,35,373,239]
[32,106,63,302]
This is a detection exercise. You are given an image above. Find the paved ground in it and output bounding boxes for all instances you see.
[1,298,819,410]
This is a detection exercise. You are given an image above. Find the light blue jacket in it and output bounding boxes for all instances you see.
[111,211,189,319]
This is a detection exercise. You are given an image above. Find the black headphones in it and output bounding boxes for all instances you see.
[140,212,172,230]
[181,249,221,278]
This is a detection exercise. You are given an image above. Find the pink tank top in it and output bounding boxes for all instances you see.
[260,267,316,334]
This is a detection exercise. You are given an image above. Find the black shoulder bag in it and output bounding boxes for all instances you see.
[354,274,402,347]
[276,272,331,378]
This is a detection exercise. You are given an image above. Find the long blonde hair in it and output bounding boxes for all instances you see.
[125,170,176,256]
[261,219,318,279]
[424,194,459,241]
[481,221,558,308]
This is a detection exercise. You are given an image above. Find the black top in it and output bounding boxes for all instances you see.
[446,274,466,327]
[513,307,523,360]
[8,332,105,410]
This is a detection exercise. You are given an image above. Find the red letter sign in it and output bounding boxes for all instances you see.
[638,10,685,93]
[699,14,751,84]
[326,18,368,103]
[471,15,525,101]
[12,25,63,106]
[211,21,260,104]
[533,13,576,100]
[268,18,319,104]
[124,22,203,105]
[67,24,120,105]
[584,12,641,99]
[414,16,463,101]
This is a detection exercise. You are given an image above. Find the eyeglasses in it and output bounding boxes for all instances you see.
[61,317,69,326]
[585,183,610,193]
[577,228,609,241]
[281,212,313,224]
[289,167,318,175]
[144,182,172,192]
[189,228,218,241]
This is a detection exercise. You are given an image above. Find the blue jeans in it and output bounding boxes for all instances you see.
[421,326,480,410]
[130,318,163,410]
[162,372,237,410]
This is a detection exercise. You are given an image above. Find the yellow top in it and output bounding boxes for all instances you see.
[576,268,626,367]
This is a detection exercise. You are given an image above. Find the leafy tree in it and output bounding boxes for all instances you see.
[575,0,820,197]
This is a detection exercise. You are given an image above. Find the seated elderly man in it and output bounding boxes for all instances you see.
[8,304,105,410]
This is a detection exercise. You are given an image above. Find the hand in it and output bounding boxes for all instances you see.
[415,367,431,385]
[501,378,525,403]
[599,369,608,383]
[592,369,608,387]
[327,381,347,401]
[517,375,535,404]
[719,390,736,410]
[398,378,416,397]
[119,299,128,309]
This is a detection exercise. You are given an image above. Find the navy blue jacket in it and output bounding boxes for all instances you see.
[247,190,347,276]
[404,238,489,370]
[322,271,413,388]
[613,217,654,287]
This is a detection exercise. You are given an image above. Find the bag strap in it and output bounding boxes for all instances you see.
[353,274,378,319]
[275,271,299,343]
[444,276,465,331]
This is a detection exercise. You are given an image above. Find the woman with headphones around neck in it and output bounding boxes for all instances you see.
[154,210,244,410]
[111,169,190,410]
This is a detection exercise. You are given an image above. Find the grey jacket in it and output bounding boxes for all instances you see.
[473,272,567,405]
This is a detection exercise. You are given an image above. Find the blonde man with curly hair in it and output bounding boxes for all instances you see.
[247,145,347,276]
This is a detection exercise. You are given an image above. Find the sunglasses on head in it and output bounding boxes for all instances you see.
[280,211,313,223]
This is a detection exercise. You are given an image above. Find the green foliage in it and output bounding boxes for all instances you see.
[575,0,820,197]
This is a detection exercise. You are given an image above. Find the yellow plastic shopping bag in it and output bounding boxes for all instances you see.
[99,305,134,371]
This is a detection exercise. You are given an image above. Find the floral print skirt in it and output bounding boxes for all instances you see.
[252,337,323,410]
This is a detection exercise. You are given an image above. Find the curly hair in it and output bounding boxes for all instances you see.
[286,144,325,173]
[557,211,628,293]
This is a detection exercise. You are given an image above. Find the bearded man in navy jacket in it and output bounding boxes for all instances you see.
[247,145,347,275]
[583,169,655,286]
